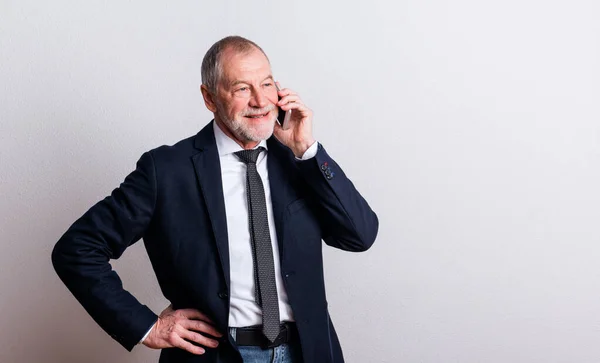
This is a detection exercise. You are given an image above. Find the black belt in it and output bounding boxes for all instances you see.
[235,322,298,348]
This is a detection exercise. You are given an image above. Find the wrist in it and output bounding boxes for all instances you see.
[291,139,316,158]
[140,319,158,346]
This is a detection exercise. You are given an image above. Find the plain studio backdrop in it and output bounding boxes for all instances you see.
[1,1,599,362]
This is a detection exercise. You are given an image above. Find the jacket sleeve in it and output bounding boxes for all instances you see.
[51,151,159,351]
[296,143,379,252]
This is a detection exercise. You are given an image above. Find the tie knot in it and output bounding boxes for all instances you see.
[234,147,265,164]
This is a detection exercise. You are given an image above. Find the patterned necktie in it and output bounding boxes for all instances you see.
[234,147,280,342]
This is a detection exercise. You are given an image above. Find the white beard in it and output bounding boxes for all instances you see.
[217,103,276,142]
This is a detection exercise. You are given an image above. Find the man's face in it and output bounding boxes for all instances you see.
[212,48,279,143]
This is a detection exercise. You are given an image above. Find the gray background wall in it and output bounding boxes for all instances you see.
[1,0,599,362]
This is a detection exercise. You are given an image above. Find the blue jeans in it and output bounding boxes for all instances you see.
[230,327,303,363]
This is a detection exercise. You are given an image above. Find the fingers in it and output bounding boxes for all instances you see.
[168,307,222,337]
[277,91,311,118]
[276,84,298,101]
[146,306,223,355]
[275,85,312,114]
[161,317,221,353]
[282,102,311,115]
[278,94,309,113]
[281,101,312,120]
[277,94,302,109]
[183,318,223,338]
[178,308,215,324]
[180,328,220,349]
[170,333,207,355]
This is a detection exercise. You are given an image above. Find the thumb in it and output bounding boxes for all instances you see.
[273,120,285,139]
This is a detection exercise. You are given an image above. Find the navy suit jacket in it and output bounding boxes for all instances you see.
[52,121,379,362]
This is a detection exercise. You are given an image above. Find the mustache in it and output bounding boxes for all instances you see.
[241,104,275,116]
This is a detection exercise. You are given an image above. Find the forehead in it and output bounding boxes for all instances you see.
[220,47,272,85]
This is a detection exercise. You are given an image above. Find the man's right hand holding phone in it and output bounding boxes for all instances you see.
[273,82,316,159]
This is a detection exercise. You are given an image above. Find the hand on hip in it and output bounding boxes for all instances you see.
[142,304,223,355]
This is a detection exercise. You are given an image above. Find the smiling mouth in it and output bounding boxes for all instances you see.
[245,112,269,119]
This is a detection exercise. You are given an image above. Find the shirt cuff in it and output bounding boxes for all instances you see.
[138,323,155,345]
[296,141,319,160]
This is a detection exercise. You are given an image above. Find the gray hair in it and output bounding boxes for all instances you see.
[201,36,269,93]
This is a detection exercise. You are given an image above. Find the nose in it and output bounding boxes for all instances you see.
[249,88,269,109]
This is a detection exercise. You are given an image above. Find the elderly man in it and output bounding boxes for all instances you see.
[52,36,378,363]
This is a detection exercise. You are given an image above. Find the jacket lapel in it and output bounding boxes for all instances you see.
[191,121,230,289]
[267,137,299,253]
[189,124,299,287]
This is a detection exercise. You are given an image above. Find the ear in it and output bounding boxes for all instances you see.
[200,84,218,113]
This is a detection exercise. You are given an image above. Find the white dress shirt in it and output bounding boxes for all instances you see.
[214,122,318,327]
[140,123,318,343]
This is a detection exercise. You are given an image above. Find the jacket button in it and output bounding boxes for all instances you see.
[218,292,228,299]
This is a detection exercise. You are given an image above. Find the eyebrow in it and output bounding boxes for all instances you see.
[230,75,274,88]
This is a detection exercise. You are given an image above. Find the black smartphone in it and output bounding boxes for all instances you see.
[275,83,292,130]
